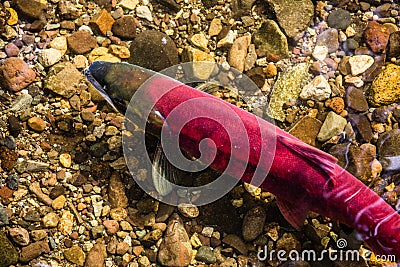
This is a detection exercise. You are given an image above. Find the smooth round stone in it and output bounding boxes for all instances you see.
[327,9,351,30]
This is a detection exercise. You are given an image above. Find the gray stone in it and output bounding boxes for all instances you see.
[327,9,352,30]
[316,28,339,53]
[317,111,347,142]
[264,0,314,40]
[195,246,216,264]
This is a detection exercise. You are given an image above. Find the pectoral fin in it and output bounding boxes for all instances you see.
[152,142,176,196]
[278,135,338,180]
[276,198,309,230]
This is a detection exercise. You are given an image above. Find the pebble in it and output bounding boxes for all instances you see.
[0,57,36,92]
[85,244,105,267]
[209,18,222,36]
[59,153,72,168]
[67,30,97,54]
[27,117,46,132]
[64,245,86,266]
[59,210,74,235]
[103,220,119,234]
[264,0,314,40]
[217,30,236,47]
[136,6,153,21]
[112,16,136,39]
[0,231,18,266]
[348,55,374,76]
[370,64,400,106]
[388,31,400,58]
[0,145,18,171]
[120,0,139,10]
[327,8,351,30]
[312,45,328,61]
[90,9,115,36]
[42,212,60,227]
[108,173,129,208]
[317,111,347,142]
[52,195,66,210]
[288,116,322,146]
[9,93,33,112]
[228,35,251,72]
[88,47,121,63]
[316,28,339,53]
[364,21,391,53]
[4,42,19,57]
[39,48,62,67]
[252,19,289,59]
[7,115,21,137]
[178,203,199,218]
[157,214,192,266]
[15,0,47,20]
[128,30,179,72]
[30,230,47,242]
[20,240,50,263]
[222,234,248,255]
[377,129,400,171]
[346,87,369,112]
[196,246,217,264]
[6,173,19,190]
[190,33,208,50]
[300,75,331,101]
[9,227,30,246]
[44,62,83,98]
[242,206,266,241]
[182,46,215,80]
[348,114,373,143]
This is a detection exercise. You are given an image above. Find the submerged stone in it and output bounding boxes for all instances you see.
[268,63,311,121]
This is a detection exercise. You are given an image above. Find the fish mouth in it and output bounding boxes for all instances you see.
[84,61,119,111]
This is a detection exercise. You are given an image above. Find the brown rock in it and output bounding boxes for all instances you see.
[116,242,130,255]
[228,35,251,72]
[15,0,47,20]
[64,245,86,266]
[222,234,248,255]
[108,173,128,208]
[103,220,119,234]
[20,240,50,262]
[346,87,369,112]
[112,16,136,39]
[67,30,97,54]
[27,117,46,132]
[85,244,105,267]
[0,146,18,171]
[9,227,30,246]
[288,116,322,147]
[89,9,114,36]
[364,21,390,53]
[348,114,373,143]
[157,213,192,266]
[388,31,400,58]
[242,206,266,241]
[0,57,36,92]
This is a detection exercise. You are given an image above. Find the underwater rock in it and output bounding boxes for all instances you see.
[128,30,179,72]
[268,63,310,121]
[252,19,289,60]
[264,0,314,40]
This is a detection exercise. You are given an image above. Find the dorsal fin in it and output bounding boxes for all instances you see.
[278,135,338,180]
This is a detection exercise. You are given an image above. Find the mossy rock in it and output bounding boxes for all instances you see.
[0,231,19,267]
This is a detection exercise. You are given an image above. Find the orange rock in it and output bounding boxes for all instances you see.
[90,9,115,36]
[364,21,390,53]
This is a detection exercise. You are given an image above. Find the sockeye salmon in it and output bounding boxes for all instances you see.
[85,61,400,260]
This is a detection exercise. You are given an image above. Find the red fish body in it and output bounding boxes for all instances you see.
[86,61,400,259]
